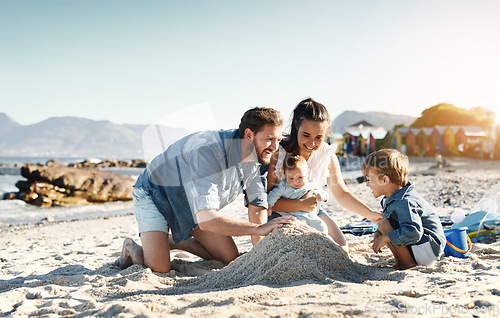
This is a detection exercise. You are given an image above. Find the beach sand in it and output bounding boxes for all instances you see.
[1,159,500,317]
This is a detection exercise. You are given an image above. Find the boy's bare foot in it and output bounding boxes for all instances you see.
[393,262,417,270]
[119,237,144,269]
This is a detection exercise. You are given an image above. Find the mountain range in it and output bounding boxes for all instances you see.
[331,110,417,134]
[0,111,416,158]
[0,113,190,159]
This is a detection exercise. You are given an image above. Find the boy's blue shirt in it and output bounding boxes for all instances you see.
[382,182,446,258]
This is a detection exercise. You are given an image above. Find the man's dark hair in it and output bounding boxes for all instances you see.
[237,107,282,138]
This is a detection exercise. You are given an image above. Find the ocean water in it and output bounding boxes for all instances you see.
[0,156,366,227]
[0,157,141,226]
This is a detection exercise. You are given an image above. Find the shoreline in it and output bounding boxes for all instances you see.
[1,156,499,228]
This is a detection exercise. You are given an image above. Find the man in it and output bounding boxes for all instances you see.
[120,107,294,273]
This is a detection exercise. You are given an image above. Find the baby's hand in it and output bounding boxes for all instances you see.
[315,193,327,202]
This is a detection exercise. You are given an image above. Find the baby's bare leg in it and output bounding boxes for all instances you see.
[319,215,347,247]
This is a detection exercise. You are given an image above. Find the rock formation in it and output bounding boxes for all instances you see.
[2,164,136,207]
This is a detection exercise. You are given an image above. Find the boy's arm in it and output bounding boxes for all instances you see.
[386,201,424,246]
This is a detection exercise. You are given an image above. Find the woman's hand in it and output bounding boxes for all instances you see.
[369,211,384,223]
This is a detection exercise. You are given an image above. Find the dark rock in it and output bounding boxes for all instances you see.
[68,158,147,169]
[46,159,65,167]
[5,164,135,207]
[2,192,17,200]
[33,196,52,207]
[356,176,366,183]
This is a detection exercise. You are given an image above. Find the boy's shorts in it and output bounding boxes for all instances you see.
[133,187,169,235]
[410,241,438,266]
[387,216,438,266]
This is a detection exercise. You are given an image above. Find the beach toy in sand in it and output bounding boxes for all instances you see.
[450,210,466,224]
[444,227,472,258]
[451,182,500,243]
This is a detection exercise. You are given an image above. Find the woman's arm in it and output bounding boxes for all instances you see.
[327,154,383,223]
[271,195,318,213]
[266,152,317,212]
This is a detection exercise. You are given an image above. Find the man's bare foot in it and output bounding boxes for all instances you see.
[118,237,144,269]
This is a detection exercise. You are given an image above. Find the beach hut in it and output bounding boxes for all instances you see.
[343,121,387,156]
[384,130,394,149]
[343,131,359,155]
[330,133,344,155]
[391,127,410,153]
[416,128,434,157]
[457,126,487,157]
[406,128,420,156]
[431,125,448,156]
[370,129,388,153]
[357,131,370,156]
[440,126,459,156]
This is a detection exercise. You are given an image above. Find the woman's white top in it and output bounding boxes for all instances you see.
[274,142,337,187]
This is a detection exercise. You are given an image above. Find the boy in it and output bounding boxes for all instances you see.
[268,155,329,234]
[362,149,446,269]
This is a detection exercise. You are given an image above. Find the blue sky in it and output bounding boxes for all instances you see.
[1,0,499,131]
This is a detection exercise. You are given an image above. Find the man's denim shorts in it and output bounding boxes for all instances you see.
[133,187,169,234]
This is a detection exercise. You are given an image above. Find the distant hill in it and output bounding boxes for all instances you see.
[331,111,417,133]
[0,113,21,137]
[0,113,191,159]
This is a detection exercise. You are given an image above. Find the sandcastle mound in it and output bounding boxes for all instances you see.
[172,222,386,292]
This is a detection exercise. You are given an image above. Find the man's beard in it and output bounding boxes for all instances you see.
[253,140,273,165]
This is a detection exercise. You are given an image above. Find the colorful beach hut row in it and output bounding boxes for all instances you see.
[385,125,489,157]
[340,121,388,156]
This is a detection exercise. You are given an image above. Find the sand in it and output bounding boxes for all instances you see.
[1,159,500,317]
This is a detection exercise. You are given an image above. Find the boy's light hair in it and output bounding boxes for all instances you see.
[362,149,409,187]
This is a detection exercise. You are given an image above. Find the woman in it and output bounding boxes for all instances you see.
[267,98,382,247]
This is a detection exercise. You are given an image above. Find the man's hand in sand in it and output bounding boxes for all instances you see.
[256,216,296,236]
[371,232,391,253]
[299,190,317,212]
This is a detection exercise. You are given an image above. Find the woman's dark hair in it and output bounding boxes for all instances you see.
[281,98,330,154]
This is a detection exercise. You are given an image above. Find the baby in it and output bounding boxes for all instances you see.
[267,155,329,234]
[362,149,446,269]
